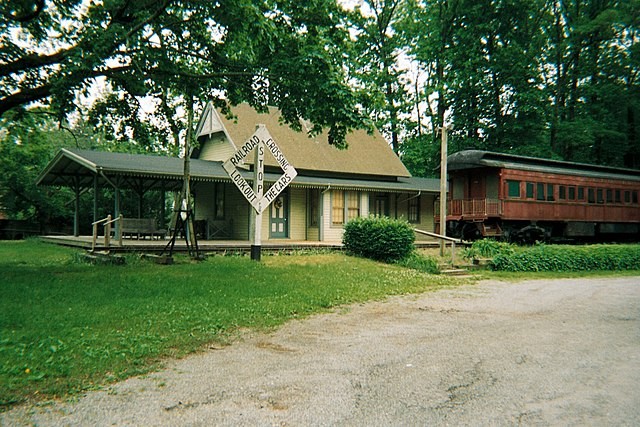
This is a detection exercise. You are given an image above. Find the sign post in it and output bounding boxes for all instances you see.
[223,125,297,261]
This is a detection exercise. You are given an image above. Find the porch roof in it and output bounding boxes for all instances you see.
[37,148,440,193]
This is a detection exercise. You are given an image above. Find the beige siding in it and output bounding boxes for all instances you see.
[414,194,436,241]
[198,134,236,162]
[288,188,306,240]
[194,182,216,221]
[228,188,250,240]
[323,190,344,243]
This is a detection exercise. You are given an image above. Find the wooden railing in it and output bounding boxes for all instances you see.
[414,228,462,264]
[92,214,123,252]
[435,199,502,219]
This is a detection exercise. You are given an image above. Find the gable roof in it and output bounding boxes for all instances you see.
[195,103,411,178]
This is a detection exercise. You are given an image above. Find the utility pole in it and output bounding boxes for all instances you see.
[439,125,448,256]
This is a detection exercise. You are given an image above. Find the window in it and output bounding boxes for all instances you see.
[372,194,389,217]
[332,190,360,226]
[214,183,225,219]
[597,189,604,204]
[633,191,638,204]
[308,189,319,227]
[537,183,545,201]
[615,190,622,204]
[547,184,555,201]
[578,187,585,201]
[507,180,521,198]
[606,189,613,203]
[625,191,631,204]
[559,186,566,200]
[331,191,344,225]
[346,191,360,221]
[408,196,420,223]
[568,187,576,201]
[526,182,535,199]
[588,188,596,203]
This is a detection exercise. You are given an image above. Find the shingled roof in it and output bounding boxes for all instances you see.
[195,103,411,178]
[37,148,439,193]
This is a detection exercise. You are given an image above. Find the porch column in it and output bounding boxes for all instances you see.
[93,174,98,223]
[74,177,80,237]
[114,180,121,237]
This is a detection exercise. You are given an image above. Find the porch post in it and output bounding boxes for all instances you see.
[114,180,121,237]
[160,183,166,229]
[439,126,448,256]
[93,174,98,223]
[74,177,80,237]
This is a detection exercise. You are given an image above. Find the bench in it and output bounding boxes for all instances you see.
[120,218,166,240]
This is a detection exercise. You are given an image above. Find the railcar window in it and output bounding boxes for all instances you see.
[568,187,576,200]
[606,189,613,203]
[537,183,545,201]
[547,184,554,201]
[625,191,631,203]
[597,189,604,204]
[615,190,621,203]
[559,186,566,200]
[588,188,596,203]
[578,187,585,200]
[526,182,535,198]
[507,180,521,198]
[633,191,638,204]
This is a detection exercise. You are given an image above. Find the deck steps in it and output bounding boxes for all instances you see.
[82,251,126,265]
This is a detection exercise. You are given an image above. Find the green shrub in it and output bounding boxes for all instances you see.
[463,239,515,260]
[397,251,440,274]
[342,216,415,263]
[491,244,640,272]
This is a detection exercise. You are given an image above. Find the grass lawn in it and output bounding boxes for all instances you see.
[0,239,458,409]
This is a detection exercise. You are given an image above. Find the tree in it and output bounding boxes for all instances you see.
[346,0,412,153]
[0,0,363,148]
[0,110,76,226]
[544,0,640,167]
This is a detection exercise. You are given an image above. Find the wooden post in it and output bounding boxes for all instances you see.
[250,131,265,261]
[439,126,448,256]
[105,214,111,248]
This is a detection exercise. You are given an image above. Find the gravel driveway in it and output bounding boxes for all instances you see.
[3,276,639,426]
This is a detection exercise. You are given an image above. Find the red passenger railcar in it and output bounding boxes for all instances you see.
[441,150,640,242]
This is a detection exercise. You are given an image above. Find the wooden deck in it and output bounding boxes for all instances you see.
[41,235,439,254]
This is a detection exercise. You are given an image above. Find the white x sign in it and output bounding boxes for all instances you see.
[222,125,297,214]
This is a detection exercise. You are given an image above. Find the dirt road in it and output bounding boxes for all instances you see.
[3,276,639,426]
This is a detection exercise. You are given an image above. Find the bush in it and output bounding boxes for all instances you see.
[491,244,640,272]
[463,239,515,261]
[397,251,440,274]
[342,216,415,263]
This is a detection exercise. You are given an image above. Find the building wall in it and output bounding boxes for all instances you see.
[195,182,437,243]
[199,134,236,162]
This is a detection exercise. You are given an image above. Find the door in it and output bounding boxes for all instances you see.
[270,190,289,238]
[372,194,390,217]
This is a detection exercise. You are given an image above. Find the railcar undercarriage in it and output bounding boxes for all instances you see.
[448,219,640,244]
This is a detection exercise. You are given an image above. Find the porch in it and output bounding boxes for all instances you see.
[40,235,440,254]
[435,198,502,221]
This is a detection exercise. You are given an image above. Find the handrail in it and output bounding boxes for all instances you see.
[92,214,123,251]
[414,228,461,265]
[414,228,461,243]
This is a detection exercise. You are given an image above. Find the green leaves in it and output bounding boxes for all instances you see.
[1,0,365,148]
[491,244,640,272]
[343,216,415,263]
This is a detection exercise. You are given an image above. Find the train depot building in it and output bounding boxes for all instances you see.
[37,104,440,250]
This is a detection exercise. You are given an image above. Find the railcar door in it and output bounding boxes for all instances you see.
[468,175,485,199]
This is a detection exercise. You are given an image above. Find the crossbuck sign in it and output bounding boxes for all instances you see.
[222,125,297,214]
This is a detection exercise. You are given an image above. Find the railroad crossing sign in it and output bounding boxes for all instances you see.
[222,124,297,261]
[222,125,297,214]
